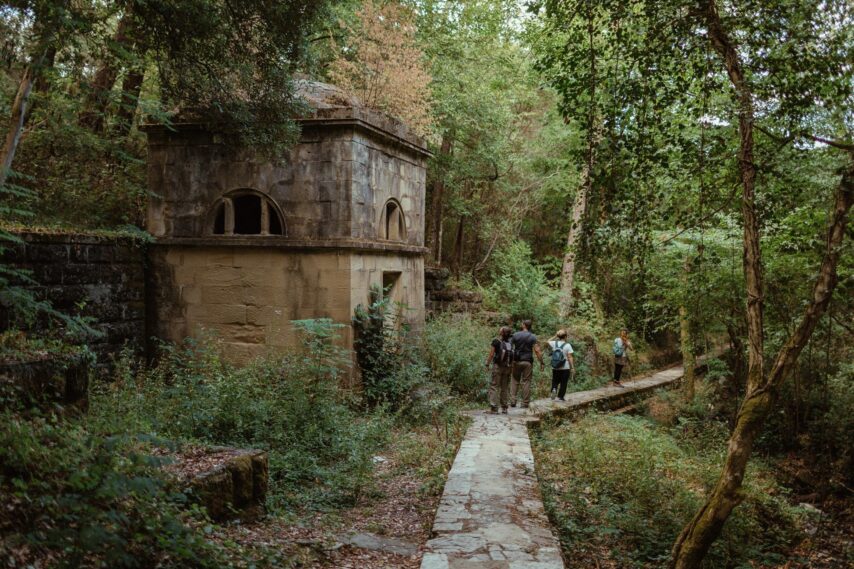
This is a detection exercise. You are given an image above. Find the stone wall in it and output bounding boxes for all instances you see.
[145,109,428,247]
[1,232,146,363]
[147,244,425,364]
[147,245,355,362]
[424,267,483,316]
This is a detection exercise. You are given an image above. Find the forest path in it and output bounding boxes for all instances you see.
[420,363,689,569]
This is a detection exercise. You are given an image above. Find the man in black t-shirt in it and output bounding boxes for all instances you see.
[510,320,544,408]
[484,326,513,414]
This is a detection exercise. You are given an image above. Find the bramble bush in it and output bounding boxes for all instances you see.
[0,413,233,568]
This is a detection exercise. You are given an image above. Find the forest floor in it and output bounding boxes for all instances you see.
[212,424,466,568]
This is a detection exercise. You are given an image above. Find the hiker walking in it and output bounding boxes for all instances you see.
[547,329,575,401]
[510,320,544,409]
[485,326,513,414]
[613,328,633,386]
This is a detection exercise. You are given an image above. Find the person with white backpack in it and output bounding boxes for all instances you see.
[547,329,575,401]
[484,326,514,414]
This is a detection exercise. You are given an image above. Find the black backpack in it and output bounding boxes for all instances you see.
[497,340,514,367]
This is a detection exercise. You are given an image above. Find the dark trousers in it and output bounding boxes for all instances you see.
[614,363,624,381]
[551,368,571,398]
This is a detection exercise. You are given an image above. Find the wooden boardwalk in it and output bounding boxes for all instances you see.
[421,363,689,569]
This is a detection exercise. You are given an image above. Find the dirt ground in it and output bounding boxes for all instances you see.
[214,424,465,568]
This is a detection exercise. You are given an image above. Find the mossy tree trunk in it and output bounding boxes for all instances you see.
[671,3,854,566]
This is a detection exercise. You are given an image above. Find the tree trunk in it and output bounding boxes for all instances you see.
[79,12,133,133]
[429,135,453,264]
[671,2,854,566]
[0,65,36,187]
[452,215,465,279]
[560,11,602,319]
[32,45,56,95]
[672,155,853,568]
[113,67,145,137]
[679,256,696,400]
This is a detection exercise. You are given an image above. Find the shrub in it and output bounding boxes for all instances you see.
[483,239,560,333]
[353,288,429,410]
[90,322,391,511]
[422,314,493,400]
[0,413,230,568]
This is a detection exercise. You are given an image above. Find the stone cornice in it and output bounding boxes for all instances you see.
[153,237,428,256]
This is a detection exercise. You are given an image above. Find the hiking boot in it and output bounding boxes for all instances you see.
[489,406,498,414]
[501,407,508,414]
[550,389,557,400]
[558,397,566,402]
[510,402,517,408]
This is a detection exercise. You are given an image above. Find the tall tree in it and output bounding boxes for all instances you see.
[670,1,853,565]
[532,0,853,563]
[329,0,433,137]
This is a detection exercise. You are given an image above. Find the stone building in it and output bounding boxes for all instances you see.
[144,81,429,364]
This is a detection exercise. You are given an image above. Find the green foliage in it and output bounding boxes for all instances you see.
[483,239,559,333]
[91,324,390,511]
[0,414,232,568]
[534,414,806,568]
[422,314,493,400]
[0,0,329,229]
[353,287,429,410]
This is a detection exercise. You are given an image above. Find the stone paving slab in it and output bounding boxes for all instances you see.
[421,364,692,569]
[421,411,564,569]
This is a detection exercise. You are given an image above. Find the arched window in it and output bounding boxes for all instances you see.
[382,199,406,241]
[212,190,284,236]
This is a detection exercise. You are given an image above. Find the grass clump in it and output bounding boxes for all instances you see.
[533,413,806,568]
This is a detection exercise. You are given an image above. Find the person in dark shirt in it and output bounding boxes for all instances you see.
[510,320,544,408]
[484,326,513,414]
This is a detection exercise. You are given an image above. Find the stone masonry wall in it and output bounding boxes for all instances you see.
[1,232,147,363]
[424,267,483,316]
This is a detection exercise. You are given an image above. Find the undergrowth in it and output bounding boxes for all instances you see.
[89,324,390,512]
[0,413,284,568]
[2,316,471,566]
[533,413,808,569]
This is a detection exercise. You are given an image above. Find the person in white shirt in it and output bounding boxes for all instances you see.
[547,329,575,401]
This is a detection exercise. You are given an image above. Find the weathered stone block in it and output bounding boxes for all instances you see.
[201,285,244,305]
[0,353,90,413]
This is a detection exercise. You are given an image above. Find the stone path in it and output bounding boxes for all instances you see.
[421,364,689,569]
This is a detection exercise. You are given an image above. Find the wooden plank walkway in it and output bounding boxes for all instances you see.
[420,363,689,569]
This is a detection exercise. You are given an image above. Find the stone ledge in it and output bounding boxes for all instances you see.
[153,237,428,256]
